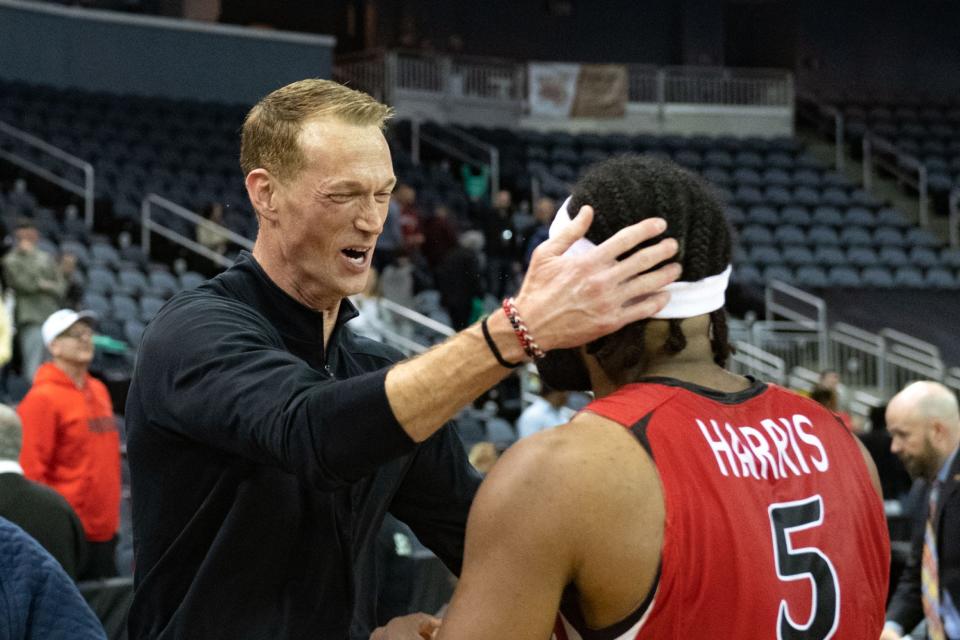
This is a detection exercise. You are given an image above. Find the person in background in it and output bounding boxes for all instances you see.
[0,516,107,640]
[435,154,889,640]
[196,202,230,256]
[810,384,856,432]
[882,381,960,640]
[126,79,679,640]
[481,189,519,299]
[435,231,485,331]
[2,220,65,381]
[0,403,88,580]
[395,183,425,258]
[375,194,404,271]
[516,382,569,439]
[422,203,459,272]
[820,368,851,412]
[59,251,84,310]
[18,309,121,580]
[523,196,556,269]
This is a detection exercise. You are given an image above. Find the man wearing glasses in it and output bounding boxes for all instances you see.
[18,309,121,579]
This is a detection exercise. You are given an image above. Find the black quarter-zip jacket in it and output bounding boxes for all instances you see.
[126,252,480,639]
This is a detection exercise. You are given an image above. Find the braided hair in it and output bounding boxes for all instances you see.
[567,154,733,383]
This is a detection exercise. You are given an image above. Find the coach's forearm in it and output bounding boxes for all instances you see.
[385,311,525,443]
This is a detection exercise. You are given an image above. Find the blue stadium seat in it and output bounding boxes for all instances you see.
[792,169,821,187]
[733,186,763,207]
[723,205,746,226]
[748,244,782,266]
[741,225,775,245]
[878,246,909,267]
[774,226,806,246]
[86,266,117,295]
[148,271,180,298]
[733,264,762,286]
[877,208,911,228]
[703,167,732,186]
[59,239,90,266]
[117,269,148,297]
[847,246,879,267]
[848,189,881,208]
[179,271,206,290]
[746,206,779,226]
[814,246,847,266]
[81,292,110,317]
[940,248,960,268]
[821,187,851,208]
[905,227,939,248]
[124,319,146,349]
[733,168,762,186]
[780,206,811,226]
[893,267,925,288]
[792,186,822,208]
[808,225,840,245]
[110,294,139,322]
[909,246,939,268]
[763,186,792,207]
[861,267,895,288]
[812,206,844,227]
[703,150,733,168]
[734,151,764,169]
[765,153,795,170]
[674,149,702,169]
[782,245,815,266]
[874,226,906,247]
[839,226,873,246]
[761,168,792,186]
[827,266,862,287]
[139,296,165,322]
[763,265,794,284]
[843,207,876,227]
[795,265,828,288]
[925,268,956,288]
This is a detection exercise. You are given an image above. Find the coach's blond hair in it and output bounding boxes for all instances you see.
[240,79,394,181]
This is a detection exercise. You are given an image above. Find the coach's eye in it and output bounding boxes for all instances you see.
[328,193,353,204]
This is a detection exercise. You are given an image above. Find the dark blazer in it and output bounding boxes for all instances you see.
[0,472,88,580]
[887,448,960,632]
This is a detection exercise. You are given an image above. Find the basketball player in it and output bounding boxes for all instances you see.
[434,156,891,639]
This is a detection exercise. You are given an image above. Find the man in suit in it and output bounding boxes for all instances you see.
[0,402,88,580]
[882,381,960,640]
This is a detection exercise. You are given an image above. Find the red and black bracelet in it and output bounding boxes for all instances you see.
[502,297,545,360]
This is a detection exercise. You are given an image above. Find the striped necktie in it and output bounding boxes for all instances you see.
[922,479,946,640]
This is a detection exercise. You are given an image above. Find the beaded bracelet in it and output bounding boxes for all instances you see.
[502,297,545,360]
[481,316,521,369]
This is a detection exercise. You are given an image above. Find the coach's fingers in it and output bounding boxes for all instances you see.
[618,290,671,325]
[610,237,681,283]
[534,205,594,258]
[594,216,669,262]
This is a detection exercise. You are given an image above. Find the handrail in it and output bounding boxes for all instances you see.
[377,297,456,337]
[0,120,95,226]
[764,280,827,368]
[732,340,786,384]
[796,93,845,172]
[140,194,253,268]
[879,328,941,360]
[447,125,500,196]
[863,132,929,227]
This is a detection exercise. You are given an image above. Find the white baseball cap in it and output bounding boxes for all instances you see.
[41,309,98,348]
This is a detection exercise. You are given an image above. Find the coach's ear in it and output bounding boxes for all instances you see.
[245,168,280,224]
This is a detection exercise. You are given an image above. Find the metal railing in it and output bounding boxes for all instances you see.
[863,132,929,227]
[409,120,500,197]
[880,328,944,394]
[730,340,787,385]
[749,320,823,374]
[140,194,253,268]
[764,279,828,370]
[0,120,95,226]
[828,322,886,393]
[334,50,794,111]
[795,93,845,172]
[946,367,960,396]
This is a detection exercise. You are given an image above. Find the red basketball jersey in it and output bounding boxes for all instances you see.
[553,378,890,640]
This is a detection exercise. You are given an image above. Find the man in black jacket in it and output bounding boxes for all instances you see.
[126,79,681,640]
[0,403,88,581]
[882,381,960,640]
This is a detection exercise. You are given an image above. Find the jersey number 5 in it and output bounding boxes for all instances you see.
[767,495,840,640]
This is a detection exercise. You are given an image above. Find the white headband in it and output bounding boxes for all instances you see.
[548,196,732,319]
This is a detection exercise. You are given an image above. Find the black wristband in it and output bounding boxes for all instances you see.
[481,316,521,369]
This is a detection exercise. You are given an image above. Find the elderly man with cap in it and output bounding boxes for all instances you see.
[18,308,121,579]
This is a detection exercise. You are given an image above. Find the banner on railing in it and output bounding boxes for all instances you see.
[528,63,628,118]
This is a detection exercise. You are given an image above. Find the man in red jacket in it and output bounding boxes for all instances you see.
[18,309,121,578]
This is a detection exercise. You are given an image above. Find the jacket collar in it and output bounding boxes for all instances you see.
[214,251,359,349]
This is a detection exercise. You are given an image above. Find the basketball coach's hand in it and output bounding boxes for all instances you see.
[514,205,681,351]
[878,628,902,640]
[370,612,441,640]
